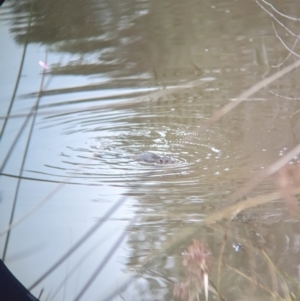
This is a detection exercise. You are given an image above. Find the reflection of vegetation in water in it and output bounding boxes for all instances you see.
[2,0,300,301]
[9,0,274,84]
[125,181,300,300]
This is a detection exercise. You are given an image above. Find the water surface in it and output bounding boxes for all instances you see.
[1,0,300,300]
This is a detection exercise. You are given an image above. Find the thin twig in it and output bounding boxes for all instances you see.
[198,59,300,132]
[272,37,298,68]
[272,22,300,58]
[260,0,300,21]
[256,1,300,39]
[269,89,300,100]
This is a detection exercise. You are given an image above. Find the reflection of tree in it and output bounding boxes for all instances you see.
[10,0,133,76]
[12,0,111,43]
[8,0,275,84]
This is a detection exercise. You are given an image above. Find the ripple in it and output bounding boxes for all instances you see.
[26,89,295,201]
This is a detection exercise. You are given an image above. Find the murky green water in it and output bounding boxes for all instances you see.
[1,0,300,300]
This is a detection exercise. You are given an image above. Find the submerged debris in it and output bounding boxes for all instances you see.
[232,243,243,252]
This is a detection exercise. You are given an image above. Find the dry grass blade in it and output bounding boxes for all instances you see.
[205,189,299,225]
[261,250,294,301]
[2,50,47,261]
[204,272,208,301]
[216,224,229,297]
[0,75,207,122]
[1,1,33,136]
[225,264,280,299]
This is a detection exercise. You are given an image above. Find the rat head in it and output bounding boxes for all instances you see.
[159,156,175,164]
